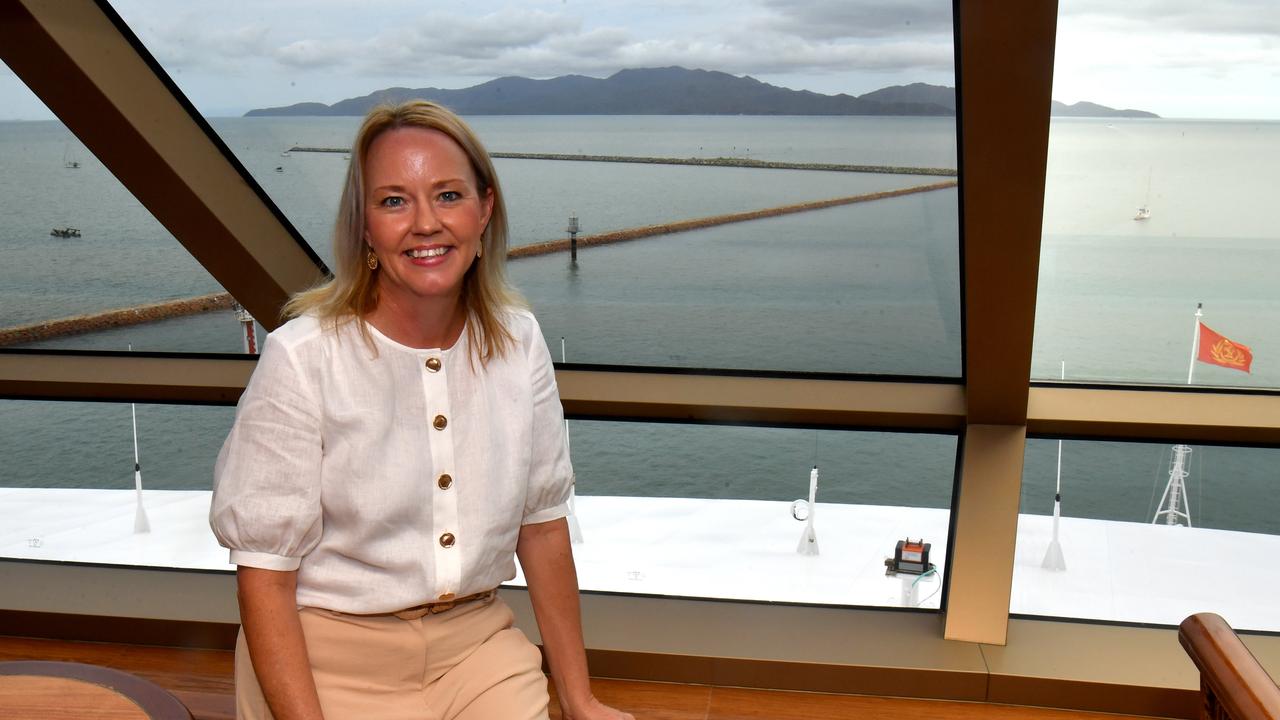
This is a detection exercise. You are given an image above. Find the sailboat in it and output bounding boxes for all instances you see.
[62,142,81,169]
[1133,169,1151,220]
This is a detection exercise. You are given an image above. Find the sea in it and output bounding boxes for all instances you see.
[2,114,1279,539]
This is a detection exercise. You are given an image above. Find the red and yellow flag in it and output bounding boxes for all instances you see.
[1197,322,1253,373]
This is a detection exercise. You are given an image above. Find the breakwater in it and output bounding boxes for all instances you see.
[288,147,956,177]
[0,293,234,348]
[2,180,954,345]
[508,180,957,258]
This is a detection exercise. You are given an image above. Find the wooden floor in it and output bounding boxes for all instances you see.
[0,635,1158,720]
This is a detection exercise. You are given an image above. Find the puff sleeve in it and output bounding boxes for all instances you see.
[210,331,323,570]
[521,320,575,525]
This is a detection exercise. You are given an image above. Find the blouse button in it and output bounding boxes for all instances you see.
[433,415,447,430]
[425,357,441,372]
[439,532,456,548]
[437,473,453,490]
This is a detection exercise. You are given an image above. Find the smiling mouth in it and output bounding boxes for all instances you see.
[407,247,450,258]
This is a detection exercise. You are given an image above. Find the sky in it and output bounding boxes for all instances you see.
[2,0,1278,120]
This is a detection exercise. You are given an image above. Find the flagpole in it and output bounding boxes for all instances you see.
[1042,361,1067,571]
[128,344,151,534]
[1186,303,1202,385]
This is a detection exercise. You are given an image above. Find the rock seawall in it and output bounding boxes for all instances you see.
[289,147,956,176]
[0,293,234,347]
[508,181,957,259]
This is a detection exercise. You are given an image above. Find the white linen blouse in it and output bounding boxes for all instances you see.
[210,309,573,614]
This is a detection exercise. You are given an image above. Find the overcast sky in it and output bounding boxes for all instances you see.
[2,0,1278,120]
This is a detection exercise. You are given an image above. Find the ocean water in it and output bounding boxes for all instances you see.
[2,115,1278,537]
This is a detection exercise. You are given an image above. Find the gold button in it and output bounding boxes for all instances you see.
[425,357,441,372]
[438,592,455,601]
[437,473,453,490]
[439,533,455,548]
[433,415,447,430]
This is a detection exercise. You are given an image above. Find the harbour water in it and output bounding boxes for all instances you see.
[2,115,1278,537]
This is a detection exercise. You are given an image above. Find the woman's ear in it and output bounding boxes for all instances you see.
[480,187,495,229]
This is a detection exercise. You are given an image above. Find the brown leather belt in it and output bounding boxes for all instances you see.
[384,589,497,621]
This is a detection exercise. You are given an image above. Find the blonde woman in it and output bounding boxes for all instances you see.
[212,101,631,720]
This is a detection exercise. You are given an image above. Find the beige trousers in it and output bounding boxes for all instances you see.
[235,595,549,720]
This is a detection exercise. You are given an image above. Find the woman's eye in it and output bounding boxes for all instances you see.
[439,190,462,203]
[380,196,404,207]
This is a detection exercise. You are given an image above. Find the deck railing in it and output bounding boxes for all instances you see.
[1179,613,1280,720]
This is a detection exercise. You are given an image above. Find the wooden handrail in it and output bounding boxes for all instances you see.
[1179,613,1280,720]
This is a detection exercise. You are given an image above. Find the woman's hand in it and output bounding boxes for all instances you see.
[560,693,635,720]
[517,519,634,720]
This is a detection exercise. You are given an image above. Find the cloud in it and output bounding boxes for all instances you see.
[1060,0,1280,36]
[330,3,952,85]
[275,38,355,69]
[756,0,953,40]
[126,14,273,73]
[370,9,581,64]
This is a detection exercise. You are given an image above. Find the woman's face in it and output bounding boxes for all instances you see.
[362,126,494,311]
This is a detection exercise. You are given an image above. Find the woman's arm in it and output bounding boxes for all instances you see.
[237,566,326,720]
[516,518,633,720]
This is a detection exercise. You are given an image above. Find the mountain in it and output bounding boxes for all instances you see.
[244,67,1156,119]
[859,83,956,111]
[245,67,954,117]
[1050,100,1158,118]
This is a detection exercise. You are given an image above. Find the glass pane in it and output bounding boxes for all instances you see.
[1012,438,1280,631]
[3,400,959,607]
[0,399,235,570]
[0,65,265,353]
[516,421,959,608]
[107,1,961,375]
[1034,3,1280,388]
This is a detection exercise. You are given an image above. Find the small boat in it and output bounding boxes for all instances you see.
[1133,169,1152,220]
[274,166,284,173]
[280,151,290,157]
[62,143,81,169]
[50,227,81,238]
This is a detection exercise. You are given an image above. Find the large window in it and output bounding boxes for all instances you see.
[0,0,968,609]
[108,0,962,376]
[0,65,263,354]
[542,421,957,607]
[1012,437,1280,632]
[1033,2,1280,388]
[0,399,233,571]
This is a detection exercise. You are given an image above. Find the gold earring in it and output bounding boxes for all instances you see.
[477,246,483,258]
[366,251,379,270]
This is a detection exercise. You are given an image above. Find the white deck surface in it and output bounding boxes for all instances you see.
[2,488,1276,630]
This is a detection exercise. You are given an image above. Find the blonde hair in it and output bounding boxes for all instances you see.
[284,100,524,362]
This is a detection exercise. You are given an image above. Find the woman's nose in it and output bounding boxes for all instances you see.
[413,202,441,234]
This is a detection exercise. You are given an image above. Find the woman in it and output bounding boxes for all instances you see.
[211,101,631,720]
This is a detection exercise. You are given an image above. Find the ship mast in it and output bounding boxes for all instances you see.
[1154,304,1202,528]
[1152,445,1193,527]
